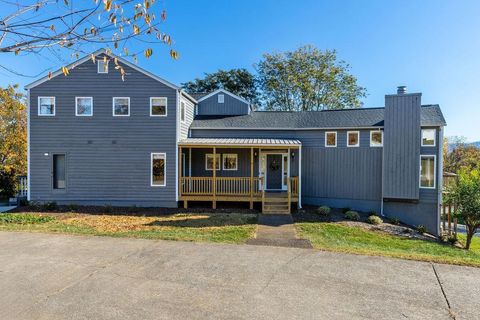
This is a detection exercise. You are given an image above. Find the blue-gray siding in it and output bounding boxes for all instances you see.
[197,92,249,116]
[383,93,421,199]
[29,54,178,207]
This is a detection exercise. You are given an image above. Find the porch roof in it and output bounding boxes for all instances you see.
[178,138,302,147]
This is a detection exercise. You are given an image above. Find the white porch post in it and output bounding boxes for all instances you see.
[298,144,302,209]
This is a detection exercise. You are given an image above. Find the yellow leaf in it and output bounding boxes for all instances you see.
[61,66,69,76]
[169,49,178,60]
[91,54,96,63]
[144,48,153,58]
[133,25,140,35]
[114,57,119,66]
[103,0,112,11]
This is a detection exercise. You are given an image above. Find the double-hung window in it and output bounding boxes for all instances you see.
[205,154,220,171]
[420,155,436,189]
[38,97,55,116]
[97,60,109,73]
[151,153,166,186]
[421,129,436,146]
[113,97,130,116]
[325,132,337,147]
[75,97,93,116]
[150,97,167,116]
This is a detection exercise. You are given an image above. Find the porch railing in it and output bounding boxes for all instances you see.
[290,177,299,197]
[17,175,28,198]
[181,177,262,197]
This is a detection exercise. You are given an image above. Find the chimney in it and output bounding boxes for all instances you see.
[397,86,407,94]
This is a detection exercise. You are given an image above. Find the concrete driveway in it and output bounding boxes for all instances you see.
[0,232,479,320]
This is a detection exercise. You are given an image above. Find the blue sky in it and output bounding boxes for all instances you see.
[1,0,479,141]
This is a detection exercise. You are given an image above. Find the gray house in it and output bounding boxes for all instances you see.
[25,49,446,234]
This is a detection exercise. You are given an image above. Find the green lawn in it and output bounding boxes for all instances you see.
[296,222,480,267]
[0,212,257,244]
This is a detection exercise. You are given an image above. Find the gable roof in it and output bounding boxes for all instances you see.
[25,48,179,90]
[191,105,446,130]
[188,92,209,100]
[196,88,251,105]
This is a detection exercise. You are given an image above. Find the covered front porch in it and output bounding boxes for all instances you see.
[178,138,302,213]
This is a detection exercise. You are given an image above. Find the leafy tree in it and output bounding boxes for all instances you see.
[444,136,480,173]
[0,85,27,198]
[446,168,480,250]
[0,0,177,78]
[181,69,258,104]
[255,45,366,111]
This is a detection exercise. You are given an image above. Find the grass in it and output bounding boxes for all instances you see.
[0,212,257,244]
[296,221,480,267]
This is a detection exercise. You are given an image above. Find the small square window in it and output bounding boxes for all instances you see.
[347,131,360,147]
[325,132,337,147]
[218,94,224,103]
[97,60,109,73]
[420,155,436,188]
[151,153,166,187]
[150,97,167,116]
[421,129,436,146]
[113,97,130,116]
[38,97,55,116]
[223,154,238,171]
[205,154,220,171]
[370,131,383,147]
[76,97,93,116]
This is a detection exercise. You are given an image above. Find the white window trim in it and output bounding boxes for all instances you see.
[222,153,238,171]
[218,94,225,103]
[421,128,436,147]
[419,155,436,189]
[149,97,167,117]
[180,101,186,123]
[38,96,55,116]
[97,60,109,74]
[370,130,383,147]
[151,153,166,187]
[112,97,130,117]
[75,97,93,116]
[347,131,360,147]
[205,154,220,171]
[325,131,337,147]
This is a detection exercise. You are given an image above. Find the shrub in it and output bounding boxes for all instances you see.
[388,217,400,225]
[345,210,360,221]
[315,206,331,216]
[341,207,351,214]
[103,204,113,213]
[0,170,17,198]
[42,201,58,211]
[66,204,78,212]
[18,198,29,207]
[416,225,427,234]
[0,213,54,224]
[367,215,383,225]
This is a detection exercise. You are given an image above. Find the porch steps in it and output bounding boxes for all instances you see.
[263,192,290,214]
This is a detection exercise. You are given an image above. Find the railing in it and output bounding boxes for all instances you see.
[290,177,299,197]
[17,175,27,198]
[181,177,262,197]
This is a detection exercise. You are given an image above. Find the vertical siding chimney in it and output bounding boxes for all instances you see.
[383,87,421,200]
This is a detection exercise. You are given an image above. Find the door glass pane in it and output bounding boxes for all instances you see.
[152,154,165,186]
[53,154,66,189]
[420,156,435,188]
[283,155,288,186]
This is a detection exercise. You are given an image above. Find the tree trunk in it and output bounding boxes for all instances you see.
[465,224,478,250]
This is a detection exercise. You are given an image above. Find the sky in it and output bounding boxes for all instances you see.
[1,0,479,141]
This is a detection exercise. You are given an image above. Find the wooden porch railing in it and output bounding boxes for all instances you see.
[181,177,262,197]
[290,177,299,197]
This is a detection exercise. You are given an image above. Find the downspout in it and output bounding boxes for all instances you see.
[298,144,302,209]
[437,126,444,236]
[175,90,180,202]
[26,88,31,201]
[380,129,385,216]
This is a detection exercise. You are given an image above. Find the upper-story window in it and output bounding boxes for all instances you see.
[370,130,383,147]
[325,131,337,147]
[218,94,224,103]
[75,97,93,116]
[421,129,436,146]
[97,60,109,74]
[113,97,130,116]
[420,155,436,188]
[150,97,167,116]
[180,101,186,122]
[38,97,55,116]
[347,131,360,147]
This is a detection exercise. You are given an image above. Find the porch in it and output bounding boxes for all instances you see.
[178,138,302,213]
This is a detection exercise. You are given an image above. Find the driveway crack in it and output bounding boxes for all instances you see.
[431,263,456,320]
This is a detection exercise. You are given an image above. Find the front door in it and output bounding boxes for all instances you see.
[266,154,283,190]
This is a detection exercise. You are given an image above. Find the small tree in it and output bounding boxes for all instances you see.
[448,168,480,250]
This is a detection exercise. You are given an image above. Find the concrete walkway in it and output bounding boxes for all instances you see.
[1,232,479,319]
[0,206,16,213]
[247,214,313,248]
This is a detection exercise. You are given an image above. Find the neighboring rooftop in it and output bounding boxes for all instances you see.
[191,105,446,129]
[188,92,209,100]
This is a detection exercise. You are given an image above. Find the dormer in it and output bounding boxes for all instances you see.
[195,89,251,117]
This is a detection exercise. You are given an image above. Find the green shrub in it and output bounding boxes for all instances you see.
[345,210,360,221]
[42,201,58,211]
[416,225,427,234]
[388,217,400,225]
[0,213,54,224]
[315,206,331,216]
[342,207,351,214]
[367,215,383,225]
[103,204,113,213]
[18,199,29,207]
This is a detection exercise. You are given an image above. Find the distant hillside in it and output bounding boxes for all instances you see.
[448,141,480,152]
